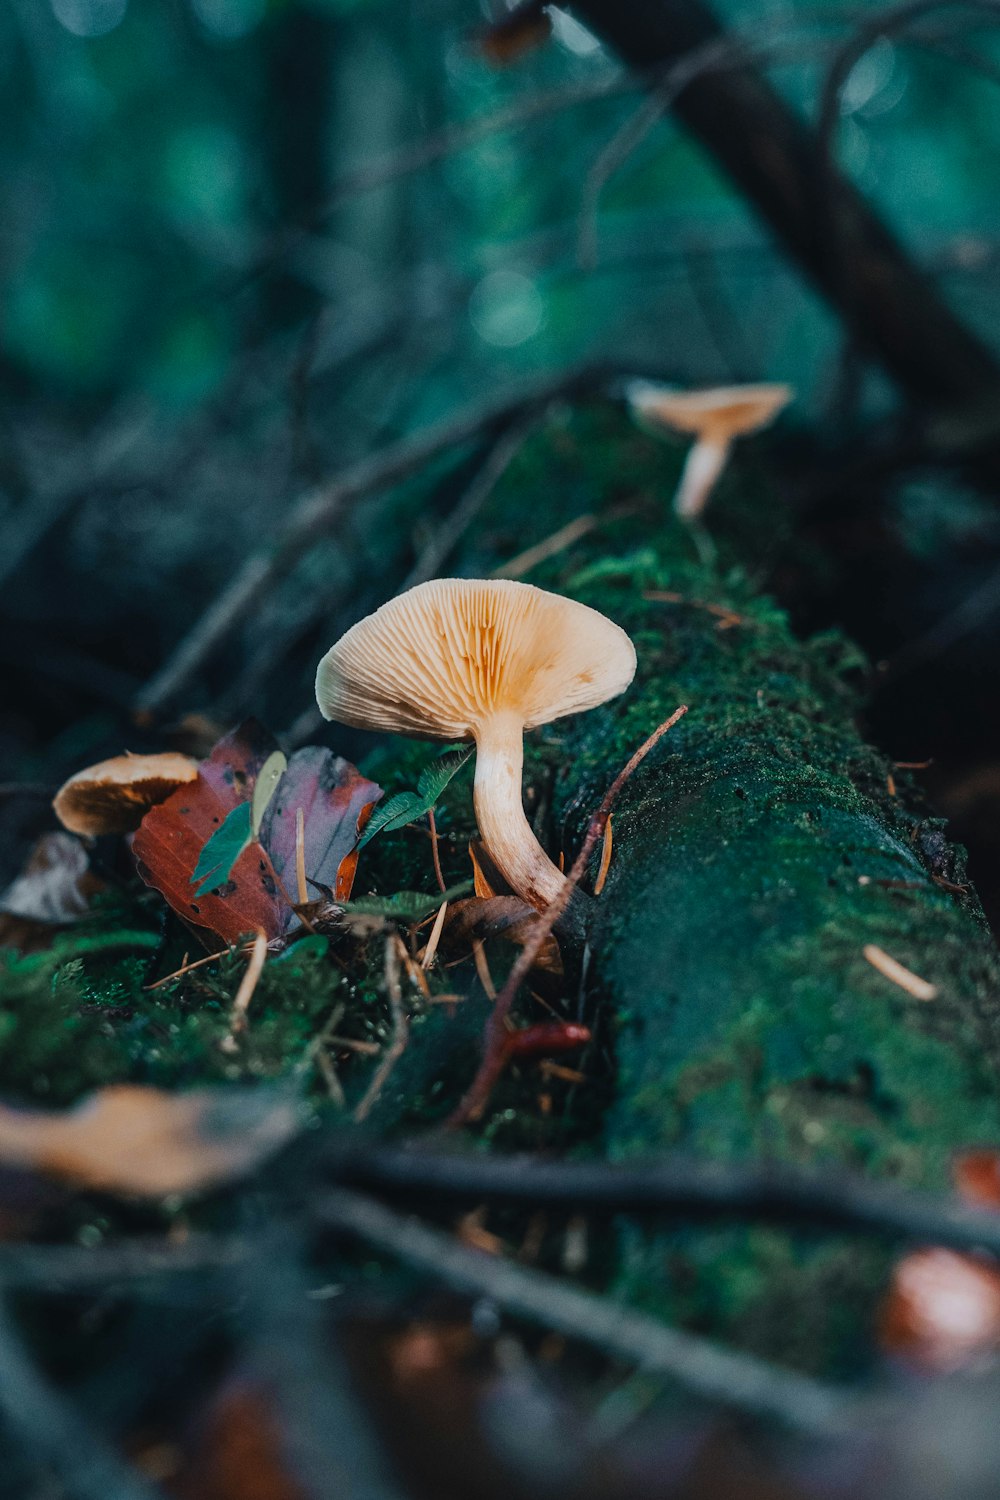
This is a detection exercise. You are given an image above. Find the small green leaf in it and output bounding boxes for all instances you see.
[416,744,474,803]
[191,802,252,893]
[251,750,287,836]
[356,792,426,850]
[340,881,473,923]
[357,746,474,850]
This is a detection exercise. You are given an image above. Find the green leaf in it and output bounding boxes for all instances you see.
[340,881,473,923]
[191,802,252,893]
[357,746,474,850]
[416,744,474,803]
[251,750,287,836]
[356,792,427,850]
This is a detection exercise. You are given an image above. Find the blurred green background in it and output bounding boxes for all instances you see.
[6,0,1000,779]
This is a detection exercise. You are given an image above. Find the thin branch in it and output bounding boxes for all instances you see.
[426,809,447,895]
[353,937,410,1124]
[577,30,839,270]
[314,1187,856,1438]
[493,513,602,579]
[0,1235,251,1289]
[449,705,688,1125]
[401,414,539,591]
[571,0,1000,406]
[328,1145,1000,1258]
[135,369,598,719]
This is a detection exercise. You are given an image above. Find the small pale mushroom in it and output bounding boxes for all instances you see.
[315,579,636,910]
[53,752,199,837]
[626,380,793,520]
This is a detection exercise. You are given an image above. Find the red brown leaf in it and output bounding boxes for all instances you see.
[133,721,381,949]
[133,721,287,948]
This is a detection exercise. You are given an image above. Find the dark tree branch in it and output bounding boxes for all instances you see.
[133,368,599,719]
[315,1186,858,1437]
[568,0,1000,411]
[330,1145,1000,1258]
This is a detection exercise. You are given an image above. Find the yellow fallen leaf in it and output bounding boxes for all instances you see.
[0,1085,301,1199]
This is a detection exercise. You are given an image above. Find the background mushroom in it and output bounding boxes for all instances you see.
[315,579,636,910]
[53,752,199,837]
[626,381,793,519]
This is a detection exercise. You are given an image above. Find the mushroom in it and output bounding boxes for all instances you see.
[53,752,199,837]
[315,579,636,910]
[626,381,793,519]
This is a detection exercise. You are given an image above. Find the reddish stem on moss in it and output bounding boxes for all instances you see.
[448,703,688,1127]
[501,1021,591,1063]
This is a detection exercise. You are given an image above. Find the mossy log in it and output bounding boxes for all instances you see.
[474,410,1000,1376]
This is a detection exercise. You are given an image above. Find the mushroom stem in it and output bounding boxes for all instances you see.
[674,433,732,519]
[473,713,567,911]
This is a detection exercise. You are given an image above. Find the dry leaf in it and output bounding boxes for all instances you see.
[134,721,287,949]
[0,832,102,943]
[880,1247,1000,1372]
[444,896,562,974]
[0,1084,301,1198]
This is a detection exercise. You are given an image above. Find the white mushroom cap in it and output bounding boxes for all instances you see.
[316,579,636,910]
[53,751,199,837]
[315,578,636,742]
[626,381,793,440]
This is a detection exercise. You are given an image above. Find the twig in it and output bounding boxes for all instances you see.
[135,370,599,718]
[863,943,938,1001]
[227,72,651,302]
[401,415,539,591]
[314,1187,856,1438]
[643,589,748,629]
[427,808,446,895]
[353,937,410,1123]
[593,815,614,897]
[472,938,497,999]
[493,514,600,579]
[224,928,269,1045]
[295,807,308,906]
[145,942,247,991]
[421,899,449,970]
[576,29,828,270]
[0,1233,251,1289]
[449,705,688,1125]
[326,1144,1000,1258]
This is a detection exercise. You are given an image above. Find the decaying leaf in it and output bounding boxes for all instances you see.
[134,722,380,949]
[880,1150,1000,1371]
[0,831,100,928]
[134,721,287,949]
[880,1247,1000,1372]
[259,746,380,917]
[0,1084,301,1198]
[443,896,562,973]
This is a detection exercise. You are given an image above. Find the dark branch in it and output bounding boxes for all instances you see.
[314,1186,858,1437]
[568,0,1000,411]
